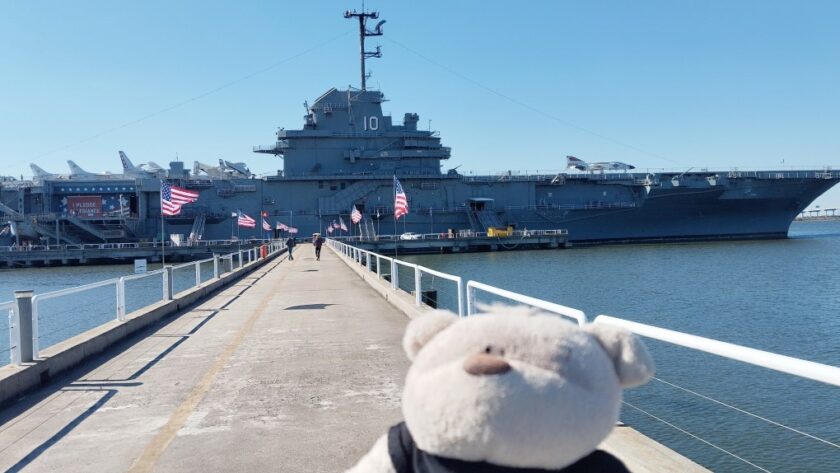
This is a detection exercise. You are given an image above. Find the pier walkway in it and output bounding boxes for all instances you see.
[0,246,705,472]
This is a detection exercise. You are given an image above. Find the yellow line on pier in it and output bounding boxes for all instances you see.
[127,260,288,473]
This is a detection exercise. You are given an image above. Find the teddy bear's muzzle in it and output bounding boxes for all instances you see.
[463,353,512,376]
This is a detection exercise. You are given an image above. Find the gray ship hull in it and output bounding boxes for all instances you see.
[143,170,838,245]
[2,169,837,248]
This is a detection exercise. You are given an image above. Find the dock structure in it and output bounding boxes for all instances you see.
[342,229,570,255]
[0,246,706,472]
[0,240,268,268]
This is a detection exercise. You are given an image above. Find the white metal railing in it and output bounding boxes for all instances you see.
[593,316,840,387]
[328,240,466,317]
[2,300,16,363]
[466,280,586,325]
[119,268,169,316]
[327,238,840,388]
[31,278,120,356]
[4,240,286,362]
[171,257,216,294]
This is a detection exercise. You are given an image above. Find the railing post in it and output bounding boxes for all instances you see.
[391,260,398,289]
[456,278,465,317]
[414,266,422,307]
[117,278,126,321]
[7,307,17,364]
[238,250,243,268]
[13,290,34,363]
[164,266,174,300]
[213,254,220,278]
[376,255,381,279]
[466,284,475,316]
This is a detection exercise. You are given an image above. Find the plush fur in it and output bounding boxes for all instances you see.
[347,306,654,472]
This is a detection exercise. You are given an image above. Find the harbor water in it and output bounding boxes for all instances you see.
[1,221,839,471]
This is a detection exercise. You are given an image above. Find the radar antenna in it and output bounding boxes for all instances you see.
[343,9,385,91]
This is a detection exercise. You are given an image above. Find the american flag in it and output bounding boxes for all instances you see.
[262,218,271,231]
[237,210,255,228]
[339,216,348,231]
[288,227,299,234]
[332,220,341,230]
[327,226,334,234]
[394,177,408,220]
[160,181,198,216]
[351,206,362,224]
[167,182,199,205]
[276,222,289,231]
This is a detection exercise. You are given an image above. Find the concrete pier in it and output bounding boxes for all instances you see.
[0,246,707,472]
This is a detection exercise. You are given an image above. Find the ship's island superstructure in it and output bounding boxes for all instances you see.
[2,10,839,248]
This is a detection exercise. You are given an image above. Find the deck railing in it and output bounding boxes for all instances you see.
[3,241,285,365]
[1,301,17,363]
[328,238,840,387]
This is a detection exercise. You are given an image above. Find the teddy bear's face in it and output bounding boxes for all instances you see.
[401,309,653,470]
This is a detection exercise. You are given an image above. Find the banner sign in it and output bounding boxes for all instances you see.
[67,196,102,218]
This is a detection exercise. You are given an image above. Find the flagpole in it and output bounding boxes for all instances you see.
[161,215,166,266]
[393,176,398,259]
[159,180,166,266]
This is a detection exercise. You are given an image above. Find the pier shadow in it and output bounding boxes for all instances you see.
[284,303,335,310]
[0,259,281,468]
[4,389,117,473]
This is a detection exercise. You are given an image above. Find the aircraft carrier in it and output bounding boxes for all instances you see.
[2,10,839,249]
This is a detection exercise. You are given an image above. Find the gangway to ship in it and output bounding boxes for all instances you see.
[0,201,23,220]
[188,213,206,244]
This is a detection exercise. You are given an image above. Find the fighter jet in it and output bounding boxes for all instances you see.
[67,160,99,177]
[30,164,67,180]
[193,161,227,179]
[220,159,252,178]
[566,156,635,173]
[119,151,166,177]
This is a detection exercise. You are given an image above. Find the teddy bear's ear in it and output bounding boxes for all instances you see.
[584,324,655,388]
[403,310,457,361]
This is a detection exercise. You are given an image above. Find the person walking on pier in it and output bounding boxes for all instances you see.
[313,234,324,261]
[286,236,296,260]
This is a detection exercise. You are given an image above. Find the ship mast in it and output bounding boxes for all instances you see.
[343,9,385,91]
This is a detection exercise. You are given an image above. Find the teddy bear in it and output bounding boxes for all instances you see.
[347,306,655,472]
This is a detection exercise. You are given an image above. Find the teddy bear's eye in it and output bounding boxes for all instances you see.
[483,345,505,356]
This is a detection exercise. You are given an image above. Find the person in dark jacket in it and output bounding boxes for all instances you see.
[314,234,324,261]
[285,236,296,260]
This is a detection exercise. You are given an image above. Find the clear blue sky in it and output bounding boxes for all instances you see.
[2,1,839,208]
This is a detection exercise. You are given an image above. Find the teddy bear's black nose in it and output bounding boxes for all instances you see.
[463,353,511,376]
